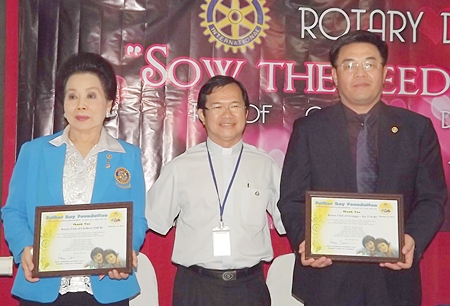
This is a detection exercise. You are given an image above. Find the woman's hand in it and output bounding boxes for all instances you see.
[21,246,39,282]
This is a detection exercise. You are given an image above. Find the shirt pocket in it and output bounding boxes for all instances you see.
[240,186,269,227]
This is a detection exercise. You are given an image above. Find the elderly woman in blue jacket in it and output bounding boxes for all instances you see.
[1,52,147,306]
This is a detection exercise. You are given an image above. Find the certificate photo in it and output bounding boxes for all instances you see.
[33,202,132,277]
[305,192,404,263]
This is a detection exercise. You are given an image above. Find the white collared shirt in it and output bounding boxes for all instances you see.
[146,138,285,269]
[49,126,124,295]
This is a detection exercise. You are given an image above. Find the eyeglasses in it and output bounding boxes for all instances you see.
[339,59,382,73]
[204,103,246,114]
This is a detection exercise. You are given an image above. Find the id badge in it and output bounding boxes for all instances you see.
[212,225,231,257]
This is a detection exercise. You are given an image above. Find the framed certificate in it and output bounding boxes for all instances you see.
[33,202,132,277]
[305,191,404,263]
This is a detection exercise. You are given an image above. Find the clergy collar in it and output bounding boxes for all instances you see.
[206,138,243,156]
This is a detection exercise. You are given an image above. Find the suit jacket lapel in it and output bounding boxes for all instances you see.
[377,103,401,191]
[324,103,357,190]
[44,144,66,204]
[91,151,120,203]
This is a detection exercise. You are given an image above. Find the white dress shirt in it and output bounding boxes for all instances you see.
[146,138,285,269]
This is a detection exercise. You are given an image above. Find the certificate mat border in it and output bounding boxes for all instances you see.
[305,191,404,263]
[33,202,133,277]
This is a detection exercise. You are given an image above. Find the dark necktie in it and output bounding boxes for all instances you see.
[356,114,378,193]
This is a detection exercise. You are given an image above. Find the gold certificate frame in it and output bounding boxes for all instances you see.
[305,191,404,263]
[33,202,132,278]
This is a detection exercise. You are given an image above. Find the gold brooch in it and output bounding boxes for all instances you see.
[115,167,131,188]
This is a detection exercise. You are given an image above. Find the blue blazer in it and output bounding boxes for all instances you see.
[1,131,148,304]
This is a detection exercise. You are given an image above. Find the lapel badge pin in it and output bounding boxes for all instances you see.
[391,126,399,134]
[106,154,112,169]
[115,167,131,188]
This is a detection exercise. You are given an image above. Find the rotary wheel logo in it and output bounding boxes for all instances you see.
[199,0,270,53]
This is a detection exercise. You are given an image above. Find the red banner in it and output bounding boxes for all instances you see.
[17,0,450,229]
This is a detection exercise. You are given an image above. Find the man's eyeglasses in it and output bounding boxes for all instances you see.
[339,59,382,73]
[204,103,246,114]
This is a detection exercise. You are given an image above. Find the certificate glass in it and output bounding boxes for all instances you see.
[33,202,132,277]
[305,192,404,263]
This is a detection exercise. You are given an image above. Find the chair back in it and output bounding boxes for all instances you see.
[266,253,304,306]
[130,252,159,306]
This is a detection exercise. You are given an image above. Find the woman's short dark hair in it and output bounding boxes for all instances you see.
[90,247,104,260]
[329,30,388,67]
[197,75,250,109]
[56,52,117,102]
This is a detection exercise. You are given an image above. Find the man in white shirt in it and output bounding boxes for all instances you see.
[146,75,285,306]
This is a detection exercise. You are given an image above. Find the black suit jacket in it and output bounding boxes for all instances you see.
[278,102,447,306]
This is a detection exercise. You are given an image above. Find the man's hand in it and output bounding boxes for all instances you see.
[99,251,138,280]
[380,234,415,270]
[21,246,39,282]
[298,241,332,268]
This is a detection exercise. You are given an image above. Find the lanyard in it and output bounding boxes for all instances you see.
[206,143,244,226]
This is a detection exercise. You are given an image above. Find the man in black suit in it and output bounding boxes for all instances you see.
[278,30,447,306]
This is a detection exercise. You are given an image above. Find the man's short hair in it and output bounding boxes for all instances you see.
[197,75,250,110]
[329,30,388,68]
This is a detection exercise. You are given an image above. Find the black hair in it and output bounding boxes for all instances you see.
[329,30,388,67]
[374,238,390,247]
[197,75,249,110]
[362,235,375,247]
[56,52,117,104]
[103,249,118,257]
[90,247,104,260]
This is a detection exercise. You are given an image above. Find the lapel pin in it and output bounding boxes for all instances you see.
[391,126,399,134]
[106,154,112,169]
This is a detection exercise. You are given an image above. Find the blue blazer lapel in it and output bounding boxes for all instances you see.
[377,103,402,191]
[91,151,120,203]
[44,144,66,204]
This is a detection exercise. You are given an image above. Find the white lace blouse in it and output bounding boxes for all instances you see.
[48,126,125,295]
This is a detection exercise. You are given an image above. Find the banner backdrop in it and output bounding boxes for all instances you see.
[8,1,450,305]
[17,0,450,226]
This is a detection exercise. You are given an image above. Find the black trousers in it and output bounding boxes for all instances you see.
[19,292,129,306]
[173,265,271,306]
[294,260,422,306]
